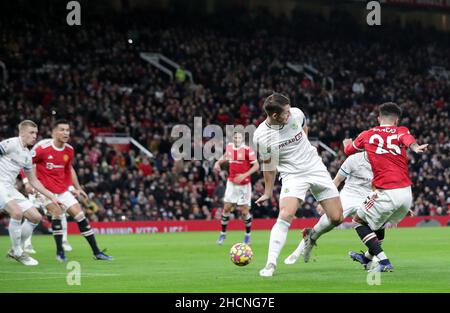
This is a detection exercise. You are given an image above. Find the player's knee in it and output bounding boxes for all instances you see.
[74,211,86,222]
[279,208,295,223]
[329,210,344,226]
[29,214,42,224]
[223,204,232,213]
[10,208,23,220]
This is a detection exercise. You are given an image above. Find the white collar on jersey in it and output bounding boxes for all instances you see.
[51,139,65,151]
[379,124,396,127]
[18,136,28,149]
[265,119,285,130]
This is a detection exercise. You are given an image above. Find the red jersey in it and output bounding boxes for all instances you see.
[31,139,74,194]
[344,125,416,189]
[224,143,257,185]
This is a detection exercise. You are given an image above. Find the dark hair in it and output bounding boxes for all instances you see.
[379,102,402,118]
[52,119,70,130]
[263,93,290,116]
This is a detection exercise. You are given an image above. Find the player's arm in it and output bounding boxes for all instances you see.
[333,172,346,188]
[399,128,428,153]
[213,154,228,173]
[20,169,35,195]
[343,131,366,156]
[71,166,88,199]
[235,161,260,184]
[302,115,308,137]
[255,160,276,206]
[409,142,428,153]
[24,169,61,209]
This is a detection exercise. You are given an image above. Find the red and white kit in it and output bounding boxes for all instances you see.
[30,139,78,210]
[223,143,257,206]
[345,125,416,230]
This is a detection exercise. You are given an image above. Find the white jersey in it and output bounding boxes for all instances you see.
[0,137,33,187]
[338,152,373,196]
[253,107,322,178]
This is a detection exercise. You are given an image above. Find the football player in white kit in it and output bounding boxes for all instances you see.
[253,93,344,277]
[0,120,62,265]
[284,152,374,265]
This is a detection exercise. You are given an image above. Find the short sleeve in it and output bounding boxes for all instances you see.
[30,144,42,163]
[353,131,368,151]
[247,146,257,164]
[290,107,306,128]
[339,156,355,177]
[0,139,15,155]
[397,126,416,147]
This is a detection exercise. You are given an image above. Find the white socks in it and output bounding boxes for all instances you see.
[61,214,68,241]
[376,251,388,261]
[21,220,38,246]
[364,251,374,260]
[9,218,23,256]
[311,214,335,241]
[267,219,291,265]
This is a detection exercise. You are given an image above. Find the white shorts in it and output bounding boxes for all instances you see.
[0,185,34,213]
[42,191,79,210]
[223,181,252,207]
[279,166,339,202]
[341,189,372,218]
[357,186,412,231]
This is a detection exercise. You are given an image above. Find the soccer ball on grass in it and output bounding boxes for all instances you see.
[229,243,253,266]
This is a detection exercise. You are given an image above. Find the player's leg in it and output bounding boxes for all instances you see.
[23,194,41,254]
[46,203,67,261]
[66,201,112,260]
[4,200,25,257]
[22,207,42,250]
[218,181,237,244]
[349,227,385,269]
[260,196,300,277]
[4,196,39,265]
[285,203,353,265]
[238,183,252,244]
[301,172,343,262]
[217,202,234,245]
[239,205,252,244]
[60,213,72,251]
[352,190,398,272]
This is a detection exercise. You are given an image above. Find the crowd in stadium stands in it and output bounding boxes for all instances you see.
[0,8,449,226]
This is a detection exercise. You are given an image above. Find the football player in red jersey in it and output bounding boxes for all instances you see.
[214,131,259,245]
[343,102,428,272]
[24,119,112,262]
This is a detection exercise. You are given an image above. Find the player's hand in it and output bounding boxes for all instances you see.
[342,138,353,148]
[316,204,324,215]
[213,162,221,173]
[255,194,271,206]
[25,183,36,195]
[234,174,247,184]
[412,144,429,153]
[79,189,89,199]
[408,209,415,217]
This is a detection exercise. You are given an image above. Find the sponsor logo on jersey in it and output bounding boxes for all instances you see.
[46,162,65,169]
[278,132,303,149]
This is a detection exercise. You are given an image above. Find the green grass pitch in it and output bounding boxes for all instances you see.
[0,227,449,292]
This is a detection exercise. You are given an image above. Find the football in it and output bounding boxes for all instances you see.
[229,243,253,266]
